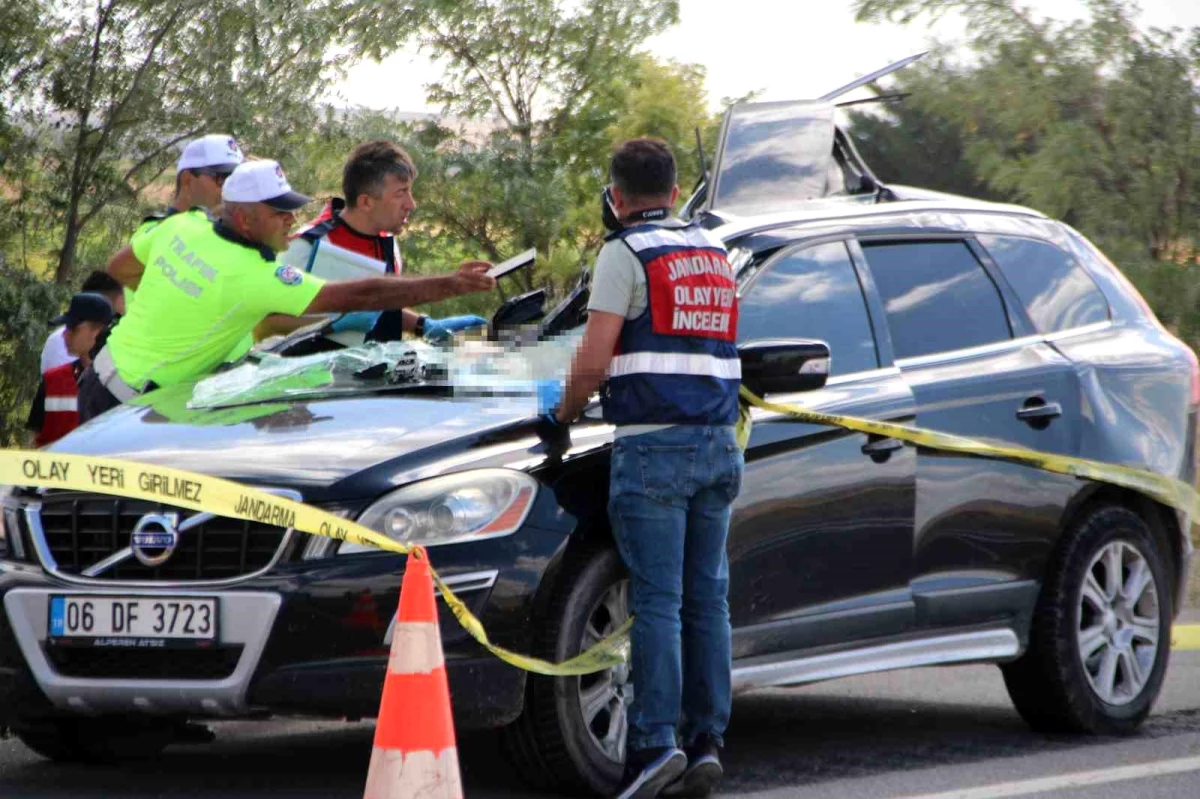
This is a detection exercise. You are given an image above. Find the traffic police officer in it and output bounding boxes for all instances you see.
[106,134,245,296]
[79,159,494,421]
[540,138,742,799]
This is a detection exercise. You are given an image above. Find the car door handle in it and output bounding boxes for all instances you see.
[862,436,904,461]
[1016,401,1063,423]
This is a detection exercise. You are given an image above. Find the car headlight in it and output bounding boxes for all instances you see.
[338,469,538,553]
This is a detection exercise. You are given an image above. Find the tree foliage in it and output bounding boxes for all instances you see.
[852,0,1200,259]
[0,254,69,446]
[0,0,349,283]
[846,55,1004,202]
[343,0,679,151]
[337,0,695,286]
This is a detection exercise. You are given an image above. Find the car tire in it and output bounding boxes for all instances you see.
[12,717,174,764]
[503,546,630,796]
[11,720,88,763]
[1002,505,1172,734]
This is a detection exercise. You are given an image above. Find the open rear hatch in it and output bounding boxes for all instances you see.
[685,52,926,222]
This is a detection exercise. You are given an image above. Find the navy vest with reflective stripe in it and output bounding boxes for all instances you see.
[601,221,740,426]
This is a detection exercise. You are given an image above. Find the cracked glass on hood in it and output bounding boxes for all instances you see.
[185,332,582,410]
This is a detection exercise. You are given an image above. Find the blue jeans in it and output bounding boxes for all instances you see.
[609,424,743,752]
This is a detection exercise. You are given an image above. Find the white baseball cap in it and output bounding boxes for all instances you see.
[177,134,244,174]
[221,159,312,211]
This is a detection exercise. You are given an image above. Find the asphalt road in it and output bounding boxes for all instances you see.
[2,648,1199,798]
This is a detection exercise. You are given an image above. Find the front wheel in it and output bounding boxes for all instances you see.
[503,547,631,795]
[1002,505,1172,734]
[11,716,175,763]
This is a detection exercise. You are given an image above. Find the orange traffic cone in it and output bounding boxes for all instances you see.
[363,547,463,799]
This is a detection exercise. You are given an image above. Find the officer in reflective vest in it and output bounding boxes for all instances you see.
[105,134,245,303]
[538,138,743,799]
[27,292,114,446]
[277,140,487,345]
[79,159,495,422]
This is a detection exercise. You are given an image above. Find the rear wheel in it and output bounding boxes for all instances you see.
[503,547,631,795]
[1002,505,1172,734]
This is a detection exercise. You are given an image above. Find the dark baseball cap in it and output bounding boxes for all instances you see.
[50,292,115,327]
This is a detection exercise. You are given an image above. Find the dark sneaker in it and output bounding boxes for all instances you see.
[613,746,688,799]
[662,735,723,797]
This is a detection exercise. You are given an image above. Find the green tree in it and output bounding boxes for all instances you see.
[2,0,350,283]
[344,0,679,158]
[0,254,69,446]
[339,0,685,286]
[845,58,1006,202]
[852,0,1200,257]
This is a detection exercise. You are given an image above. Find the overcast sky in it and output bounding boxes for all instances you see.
[331,0,1200,113]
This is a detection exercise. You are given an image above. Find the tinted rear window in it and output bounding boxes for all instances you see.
[712,101,836,214]
[977,235,1109,333]
[861,240,1012,359]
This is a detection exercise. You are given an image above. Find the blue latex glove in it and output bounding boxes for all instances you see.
[329,311,381,334]
[534,412,571,458]
[536,379,563,414]
[422,314,488,343]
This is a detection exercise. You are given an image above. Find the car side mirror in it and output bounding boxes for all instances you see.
[490,288,547,341]
[738,339,830,396]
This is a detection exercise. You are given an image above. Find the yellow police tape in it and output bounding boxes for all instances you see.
[739,386,1200,520]
[0,450,630,677]
[2,388,1196,678]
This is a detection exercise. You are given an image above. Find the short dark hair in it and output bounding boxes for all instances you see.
[343,140,418,208]
[610,137,677,202]
[80,270,121,296]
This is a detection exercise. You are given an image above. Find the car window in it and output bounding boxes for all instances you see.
[861,240,1011,360]
[737,241,878,376]
[977,234,1109,333]
[712,102,837,214]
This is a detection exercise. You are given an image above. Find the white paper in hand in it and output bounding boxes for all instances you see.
[487,248,536,279]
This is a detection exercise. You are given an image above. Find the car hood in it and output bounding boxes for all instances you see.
[52,384,540,488]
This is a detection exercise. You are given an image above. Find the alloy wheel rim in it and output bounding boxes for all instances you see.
[576,578,632,763]
[1076,540,1160,706]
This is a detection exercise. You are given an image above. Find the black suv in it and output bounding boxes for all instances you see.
[1,64,1196,796]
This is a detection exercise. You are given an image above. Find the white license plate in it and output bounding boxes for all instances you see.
[48,595,217,643]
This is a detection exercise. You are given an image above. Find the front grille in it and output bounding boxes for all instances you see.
[2,507,23,560]
[30,494,292,582]
[44,644,243,679]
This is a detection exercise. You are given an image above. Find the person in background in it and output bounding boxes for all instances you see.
[105,134,245,295]
[39,271,125,374]
[27,293,114,446]
[277,140,487,344]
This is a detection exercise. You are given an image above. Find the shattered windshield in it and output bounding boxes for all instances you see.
[180,332,583,411]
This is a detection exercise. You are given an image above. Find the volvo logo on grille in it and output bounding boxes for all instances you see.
[131,513,180,567]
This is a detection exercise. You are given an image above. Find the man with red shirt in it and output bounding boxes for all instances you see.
[278,140,486,343]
